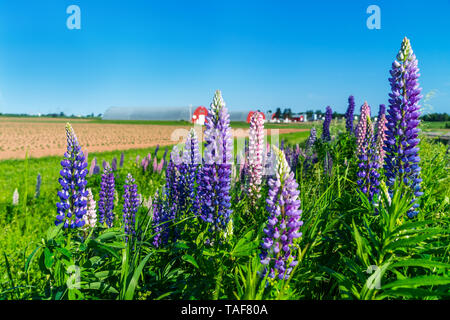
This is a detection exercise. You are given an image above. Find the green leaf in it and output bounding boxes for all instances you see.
[82,282,119,294]
[46,224,63,241]
[25,246,42,273]
[55,247,72,259]
[43,247,54,269]
[384,229,445,251]
[383,275,450,289]
[175,241,190,250]
[123,252,153,300]
[231,230,259,257]
[182,254,199,269]
[390,259,450,270]
[381,287,450,299]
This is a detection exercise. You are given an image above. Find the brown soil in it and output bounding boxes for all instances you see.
[0,119,307,160]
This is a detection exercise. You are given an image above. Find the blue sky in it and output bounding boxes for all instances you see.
[0,0,449,116]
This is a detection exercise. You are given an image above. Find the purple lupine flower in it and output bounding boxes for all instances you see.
[303,127,317,175]
[321,106,332,142]
[345,95,355,134]
[123,173,139,239]
[154,144,160,158]
[102,160,108,170]
[248,112,265,205]
[119,152,124,168]
[324,151,333,176]
[385,37,423,218]
[239,139,250,187]
[55,123,88,229]
[111,157,117,171]
[375,104,387,168]
[89,157,96,176]
[93,165,100,175]
[162,146,169,168]
[98,167,115,228]
[356,108,381,202]
[199,90,233,233]
[179,129,201,215]
[151,190,170,247]
[260,146,303,280]
[152,191,163,247]
[305,127,316,154]
[152,152,180,247]
[35,173,41,198]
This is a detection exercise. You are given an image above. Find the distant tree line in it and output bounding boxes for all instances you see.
[420,112,449,122]
[0,112,102,118]
[268,108,344,121]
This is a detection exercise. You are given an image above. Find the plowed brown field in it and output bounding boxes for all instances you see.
[0,117,307,160]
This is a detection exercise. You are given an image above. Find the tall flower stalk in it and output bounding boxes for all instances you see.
[322,106,332,142]
[345,95,355,134]
[35,173,41,199]
[260,146,303,280]
[98,167,115,228]
[355,103,380,202]
[199,90,233,233]
[375,104,387,168]
[179,129,201,215]
[83,188,97,230]
[55,123,88,229]
[247,111,265,205]
[385,37,423,218]
[123,173,139,239]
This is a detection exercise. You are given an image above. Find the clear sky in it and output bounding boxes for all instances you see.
[0,0,449,116]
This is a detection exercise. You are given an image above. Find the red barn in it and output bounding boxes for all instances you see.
[192,106,208,125]
[246,111,266,123]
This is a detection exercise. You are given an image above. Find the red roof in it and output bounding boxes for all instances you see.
[247,111,266,123]
[192,106,208,123]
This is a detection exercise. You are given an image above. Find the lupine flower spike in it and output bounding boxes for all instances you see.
[98,167,115,228]
[260,145,303,280]
[83,188,97,230]
[248,111,265,205]
[123,173,139,239]
[375,104,387,168]
[35,173,42,199]
[345,95,355,134]
[385,37,423,218]
[55,123,88,228]
[179,128,201,215]
[12,188,19,206]
[355,102,381,202]
[322,106,332,142]
[199,90,233,233]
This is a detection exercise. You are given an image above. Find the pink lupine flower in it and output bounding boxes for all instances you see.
[247,111,265,204]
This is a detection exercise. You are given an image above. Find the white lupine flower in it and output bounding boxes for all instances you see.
[12,188,19,206]
[83,188,97,229]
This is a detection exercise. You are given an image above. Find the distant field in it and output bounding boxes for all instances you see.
[0,117,310,160]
